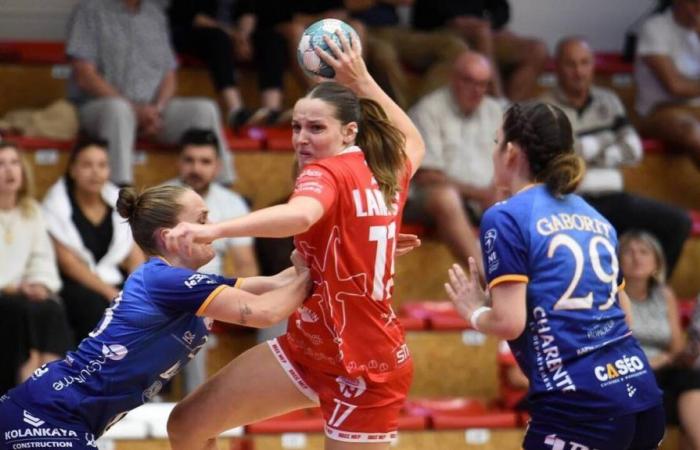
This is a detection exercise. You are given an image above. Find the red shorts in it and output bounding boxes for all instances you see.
[268,337,413,443]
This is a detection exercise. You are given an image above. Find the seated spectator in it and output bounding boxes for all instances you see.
[164,128,260,393]
[406,50,505,276]
[0,142,73,393]
[541,37,691,277]
[166,128,259,277]
[411,0,547,101]
[168,0,286,128]
[621,230,700,448]
[497,340,528,411]
[252,0,367,91]
[635,0,700,167]
[66,0,235,186]
[42,139,144,341]
[230,0,294,125]
[348,0,467,108]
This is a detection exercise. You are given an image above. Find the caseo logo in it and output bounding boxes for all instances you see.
[594,355,645,382]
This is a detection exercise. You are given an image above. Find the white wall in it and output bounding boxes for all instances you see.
[509,0,658,52]
[0,0,78,40]
[0,0,659,51]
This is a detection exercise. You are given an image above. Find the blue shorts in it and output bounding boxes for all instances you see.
[523,404,665,450]
[0,395,97,450]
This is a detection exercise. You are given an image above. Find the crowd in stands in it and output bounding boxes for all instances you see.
[1,0,700,446]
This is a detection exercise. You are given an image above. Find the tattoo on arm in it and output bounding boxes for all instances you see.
[238,300,253,325]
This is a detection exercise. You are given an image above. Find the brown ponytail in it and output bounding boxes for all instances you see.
[356,98,407,206]
[503,101,585,196]
[307,82,407,206]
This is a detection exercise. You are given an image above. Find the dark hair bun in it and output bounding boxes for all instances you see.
[116,187,138,220]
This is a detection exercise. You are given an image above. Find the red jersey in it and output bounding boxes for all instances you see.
[285,147,412,382]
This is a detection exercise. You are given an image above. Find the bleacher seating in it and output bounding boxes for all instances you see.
[1,40,698,450]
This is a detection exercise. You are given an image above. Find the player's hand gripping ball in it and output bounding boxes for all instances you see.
[297,18,360,79]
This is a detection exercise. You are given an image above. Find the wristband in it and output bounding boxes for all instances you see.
[470,306,491,331]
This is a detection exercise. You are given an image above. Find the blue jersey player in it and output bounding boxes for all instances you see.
[0,185,310,450]
[445,102,664,450]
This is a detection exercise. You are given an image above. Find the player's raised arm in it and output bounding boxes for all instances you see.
[316,29,425,175]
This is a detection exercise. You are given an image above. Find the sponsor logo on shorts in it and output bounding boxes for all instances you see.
[544,434,597,450]
[593,355,647,386]
[336,376,366,398]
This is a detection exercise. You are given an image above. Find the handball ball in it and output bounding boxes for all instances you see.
[297,18,360,79]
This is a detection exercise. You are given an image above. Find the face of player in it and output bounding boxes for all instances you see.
[173,189,216,268]
[0,147,23,198]
[178,145,220,195]
[292,98,357,168]
[556,40,594,98]
[619,239,659,284]
[69,145,110,196]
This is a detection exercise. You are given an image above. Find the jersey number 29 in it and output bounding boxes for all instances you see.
[547,234,619,311]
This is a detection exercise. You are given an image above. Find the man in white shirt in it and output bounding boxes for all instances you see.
[542,37,691,276]
[168,128,258,278]
[406,51,505,276]
[635,0,700,167]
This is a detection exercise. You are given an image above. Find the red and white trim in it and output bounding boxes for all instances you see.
[325,425,397,443]
[267,339,319,403]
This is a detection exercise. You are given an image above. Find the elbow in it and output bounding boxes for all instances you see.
[498,326,524,341]
[292,212,316,234]
[259,309,284,328]
[493,317,525,341]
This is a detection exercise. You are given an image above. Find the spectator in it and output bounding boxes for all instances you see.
[348,0,467,108]
[166,128,259,278]
[232,0,294,125]
[0,142,73,393]
[411,0,547,101]
[250,0,367,91]
[406,50,505,276]
[635,0,700,167]
[42,138,144,341]
[621,230,700,449]
[168,0,254,129]
[541,37,691,277]
[66,0,235,186]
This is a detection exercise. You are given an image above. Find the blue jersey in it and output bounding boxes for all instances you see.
[481,184,661,421]
[6,257,238,436]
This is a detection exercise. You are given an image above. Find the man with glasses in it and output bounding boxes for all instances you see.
[404,50,504,277]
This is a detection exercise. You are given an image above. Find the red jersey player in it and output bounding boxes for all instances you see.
[166,29,425,450]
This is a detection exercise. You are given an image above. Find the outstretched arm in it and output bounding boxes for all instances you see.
[201,270,310,328]
[317,30,425,175]
[166,196,324,255]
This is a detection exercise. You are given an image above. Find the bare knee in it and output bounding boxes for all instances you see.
[167,402,189,443]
